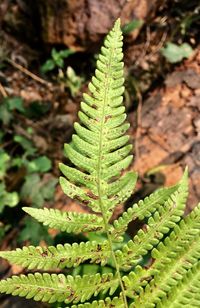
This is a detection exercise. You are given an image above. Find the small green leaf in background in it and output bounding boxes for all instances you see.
[52,48,64,68]
[59,49,74,58]
[0,183,19,214]
[161,42,194,63]
[59,66,84,97]
[2,191,19,208]
[0,104,12,125]
[20,174,57,208]
[180,14,200,35]
[11,157,24,168]
[41,177,58,200]
[40,59,55,73]
[0,97,25,125]
[20,174,43,207]
[122,19,143,34]
[27,127,34,135]
[27,156,52,173]
[6,97,25,113]
[18,217,53,246]
[0,150,10,179]
[14,135,36,156]
[41,48,74,73]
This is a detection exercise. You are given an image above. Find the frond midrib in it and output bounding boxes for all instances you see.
[94,21,128,308]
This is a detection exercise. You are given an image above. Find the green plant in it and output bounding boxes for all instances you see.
[1,131,56,209]
[122,19,143,35]
[0,149,19,213]
[41,48,74,73]
[161,42,193,63]
[0,96,25,125]
[58,66,84,97]
[41,47,82,97]
[0,19,199,308]
[0,96,57,244]
[0,146,19,242]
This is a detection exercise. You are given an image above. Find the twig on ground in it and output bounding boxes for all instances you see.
[6,58,51,87]
[0,82,8,98]
[135,25,151,66]
[149,31,167,60]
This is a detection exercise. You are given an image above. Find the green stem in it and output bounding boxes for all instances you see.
[97,188,128,307]
[106,219,128,307]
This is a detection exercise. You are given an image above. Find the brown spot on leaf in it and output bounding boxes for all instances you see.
[41,250,49,257]
[86,191,99,200]
[105,115,112,122]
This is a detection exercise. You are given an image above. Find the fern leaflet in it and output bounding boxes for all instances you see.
[0,241,110,270]
[23,207,106,234]
[0,272,119,304]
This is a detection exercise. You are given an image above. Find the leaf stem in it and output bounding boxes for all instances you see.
[97,189,128,306]
[105,219,128,307]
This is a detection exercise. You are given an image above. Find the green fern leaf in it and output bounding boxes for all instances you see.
[0,241,110,270]
[124,204,200,306]
[115,170,188,270]
[70,295,124,307]
[111,180,181,241]
[123,203,200,299]
[157,262,200,307]
[0,272,119,304]
[132,203,200,307]
[59,18,136,219]
[23,207,106,233]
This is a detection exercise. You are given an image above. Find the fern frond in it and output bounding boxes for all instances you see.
[0,19,199,308]
[0,241,110,270]
[59,19,136,220]
[23,207,105,234]
[123,203,200,295]
[132,203,200,307]
[116,171,188,270]
[110,181,181,241]
[157,262,200,308]
[0,272,119,304]
[151,202,200,261]
[70,295,124,307]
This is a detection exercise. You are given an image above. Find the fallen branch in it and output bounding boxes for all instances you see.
[6,58,51,87]
[0,82,8,98]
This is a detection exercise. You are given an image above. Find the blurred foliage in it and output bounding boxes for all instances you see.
[161,42,194,63]
[0,182,19,214]
[180,13,200,35]
[0,150,19,213]
[21,174,57,208]
[41,48,74,73]
[18,217,53,246]
[0,96,25,125]
[41,47,84,97]
[122,19,143,34]
[0,96,57,245]
[58,66,84,97]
